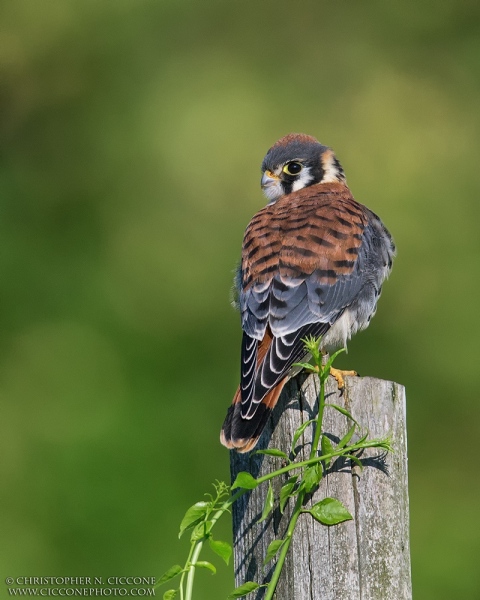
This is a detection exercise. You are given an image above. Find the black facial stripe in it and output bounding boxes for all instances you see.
[281,181,293,196]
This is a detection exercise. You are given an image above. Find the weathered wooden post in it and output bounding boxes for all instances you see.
[230,373,411,599]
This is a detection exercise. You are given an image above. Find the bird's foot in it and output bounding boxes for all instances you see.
[329,367,358,390]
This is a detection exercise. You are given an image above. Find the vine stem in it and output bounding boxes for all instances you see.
[310,371,326,459]
[184,489,244,600]
[179,542,195,600]
[184,540,203,600]
[263,491,305,600]
[255,438,391,487]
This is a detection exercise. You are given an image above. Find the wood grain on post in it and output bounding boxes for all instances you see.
[230,374,412,600]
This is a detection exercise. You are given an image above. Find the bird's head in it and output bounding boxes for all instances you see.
[260,133,346,203]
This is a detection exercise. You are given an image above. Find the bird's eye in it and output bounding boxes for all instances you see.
[283,161,303,176]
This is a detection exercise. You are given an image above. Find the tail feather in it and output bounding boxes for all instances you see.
[220,378,288,452]
[221,321,331,452]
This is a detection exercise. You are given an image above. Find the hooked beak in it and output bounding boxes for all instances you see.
[261,170,280,189]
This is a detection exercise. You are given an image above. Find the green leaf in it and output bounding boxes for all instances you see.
[326,403,359,426]
[280,476,299,513]
[302,463,323,494]
[259,482,274,523]
[196,561,216,575]
[254,448,289,460]
[157,565,183,586]
[309,497,353,525]
[208,537,232,565]
[178,501,209,538]
[320,435,335,468]
[190,520,211,542]
[227,581,263,598]
[356,431,369,445]
[163,590,177,600]
[263,539,285,564]
[231,472,258,490]
[338,424,356,449]
[291,419,315,454]
[381,437,394,453]
[292,361,317,372]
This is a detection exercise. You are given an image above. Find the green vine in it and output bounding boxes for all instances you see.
[157,337,392,599]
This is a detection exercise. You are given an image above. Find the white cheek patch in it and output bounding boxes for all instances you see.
[320,149,343,183]
[291,167,314,192]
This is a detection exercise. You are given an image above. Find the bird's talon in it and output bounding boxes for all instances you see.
[329,367,358,390]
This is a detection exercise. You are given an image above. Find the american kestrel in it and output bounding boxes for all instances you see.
[220,134,395,453]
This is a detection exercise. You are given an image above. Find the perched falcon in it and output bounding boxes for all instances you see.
[220,133,395,453]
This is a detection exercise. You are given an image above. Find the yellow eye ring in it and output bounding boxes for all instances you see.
[283,161,303,176]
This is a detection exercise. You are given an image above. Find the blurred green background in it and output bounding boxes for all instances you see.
[1,0,480,597]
